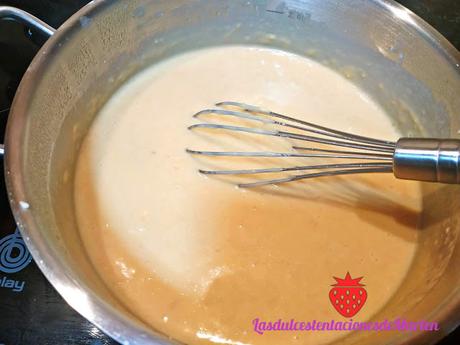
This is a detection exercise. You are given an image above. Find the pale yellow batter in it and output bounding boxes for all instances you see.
[74,46,422,345]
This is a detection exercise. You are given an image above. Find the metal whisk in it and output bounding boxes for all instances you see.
[187,102,460,187]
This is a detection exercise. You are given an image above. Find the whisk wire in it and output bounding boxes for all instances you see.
[198,162,393,175]
[186,149,393,160]
[216,101,396,147]
[237,167,394,188]
[189,123,395,153]
[188,102,396,187]
[194,108,394,149]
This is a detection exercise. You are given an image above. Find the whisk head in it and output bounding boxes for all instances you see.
[187,102,396,188]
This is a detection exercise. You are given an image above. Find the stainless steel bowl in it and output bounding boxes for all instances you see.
[1,1,459,344]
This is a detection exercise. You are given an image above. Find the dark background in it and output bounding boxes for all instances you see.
[0,0,459,344]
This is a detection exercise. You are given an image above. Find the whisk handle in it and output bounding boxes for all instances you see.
[394,138,460,184]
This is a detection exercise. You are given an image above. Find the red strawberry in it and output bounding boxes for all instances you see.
[329,272,367,317]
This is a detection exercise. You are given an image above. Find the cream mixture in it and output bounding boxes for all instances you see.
[74,46,422,345]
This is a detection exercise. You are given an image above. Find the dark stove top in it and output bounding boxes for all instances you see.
[0,1,458,344]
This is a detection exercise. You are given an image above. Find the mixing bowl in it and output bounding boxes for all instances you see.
[0,0,459,344]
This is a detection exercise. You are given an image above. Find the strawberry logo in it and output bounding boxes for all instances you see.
[329,272,367,317]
